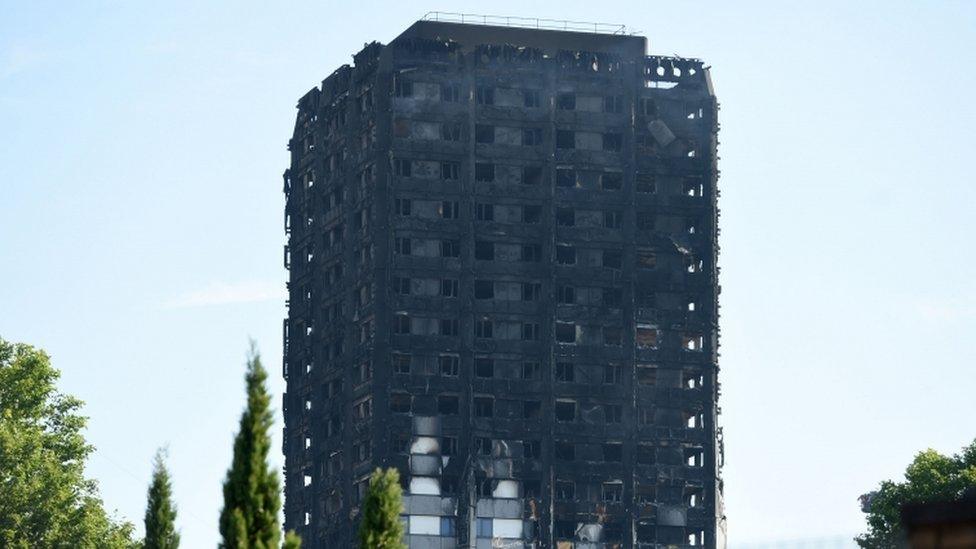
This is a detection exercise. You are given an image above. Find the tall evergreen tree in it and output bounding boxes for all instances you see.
[143,448,179,549]
[358,468,406,549]
[218,343,300,549]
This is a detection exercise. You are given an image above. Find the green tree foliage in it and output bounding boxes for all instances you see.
[358,468,406,549]
[0,337,136,548]
[144,448,180,549]
[857,439,976,548]
[218,344,301,549]
[283,530,302,549]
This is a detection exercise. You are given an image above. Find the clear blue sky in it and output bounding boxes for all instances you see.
[1,1,974,546]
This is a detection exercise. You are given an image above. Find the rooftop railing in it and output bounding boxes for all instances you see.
[421,12,628,35]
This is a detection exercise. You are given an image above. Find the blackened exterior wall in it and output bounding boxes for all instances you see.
[282,20,723,549]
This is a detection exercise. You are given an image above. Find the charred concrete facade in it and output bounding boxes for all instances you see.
[282,18,723,549]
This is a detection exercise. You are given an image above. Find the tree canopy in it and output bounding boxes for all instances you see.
[0,337,136,548]
[358,467,406,549]
[857,438,976,548]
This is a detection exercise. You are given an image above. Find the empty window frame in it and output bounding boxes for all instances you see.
[474,162,494,182]
[555,321,577,344]
[473,396,494,417]
[440,240,460,257]
[636,324,659,348]
[438,394,459,414]
[474,357,494,378]
[476,85,494,105]
[554,399,576,422]
[555,245,576,265]
[439,354,459,376]
[555,361,575,382]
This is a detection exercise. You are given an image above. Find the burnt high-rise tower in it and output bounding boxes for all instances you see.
[282,15,723,548]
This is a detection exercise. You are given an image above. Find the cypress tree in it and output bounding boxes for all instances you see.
[143,448,180,549]
[219,344,301,549]
[358,468,406,549]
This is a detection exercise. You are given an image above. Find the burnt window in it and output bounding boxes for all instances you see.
[637,211,654,230]
[392,353,411,374]
[440,201,459,219]
[637,363,657,386]
[440,239,460,258]
[441,437,458,455]
[557,285,575,304]
[441,161,460,181]
[392,434,410,453]
[521,322,540,341]
[477,478,493,498]
[555,168,576,187]
[555,130,575,149]
[604,364,623,384]
[636,173,656,193]
[474,396,494,417]
[601,172,623,190]
[521,361,540,380]
[394,198,411,216]
[603,443,623,462]
[603,133,622,151]
[555,208,575,226]
[473,437,492,456]
[390,393,412,413]
[441,123,462,141]
[603,210,622,229]
[602,482,623,502]
[522,128,543,146]
[555,322,576,344]
[603,249,622,269]
[438,395,459,415]
[474,240,494,260]
[474,280,494,299]
[523,89,541,108]
[522,204,541,223]
[603,287,622,307]
[394,237,411,255]
[640,97,657,116]
[394,79,413,97]
[521,282,541,301]
[554,441,575,461]
[475,357,494,378]
[393,314,411,334]
[474,163,494,182]
[555,245,576,265]
[636,325,659,348]
[523,400,542,419]
[476,85,494,105]
[394,276,411,295]
[475,124,494,144]
[475,203,494,221]
[440,83,460,102]
[439,318,458,336]
[604,95,624,113]
[555,400,576,422]
[555,362,574,382]
[522,166,542,186]
[521,244,542,262]
[638,444,654,464]
[556,93,576,110]
[394,159,412,177]
[439,355,459,376]
[523,440,541,459]
[475,318,494,339]
[603,326,622,346]
[555,480,575,501]
[440,278,459,297]
[605,404,622,424]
